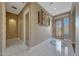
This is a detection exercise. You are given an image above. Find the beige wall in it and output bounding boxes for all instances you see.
[29,3,51,46]
[0,2,3,55]
[0,2,6,55]
[25,13,29,44]
[69,4,75,43]
[51,17,56,38]
[18,3,51,47]
[18,3,30,41]
[6,12,18,39]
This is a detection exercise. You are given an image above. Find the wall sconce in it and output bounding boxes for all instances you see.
[8,18,16,31]
[9,19,16,27]
[9,19,15,23]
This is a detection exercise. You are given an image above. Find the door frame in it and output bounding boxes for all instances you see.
[23,9,30,46]
[2,2,6,55]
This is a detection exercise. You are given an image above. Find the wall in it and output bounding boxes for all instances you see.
[75,2,79,55]
[18,3,51,47]
[18,11,23,40]
[6,12,18,39]
[69,6,75,43]
[51,17,56,38]
[25,13,29,45]
[18,3,30,41]
[0,2,6,55]
[0,2,2,56]
[29,3,51,47]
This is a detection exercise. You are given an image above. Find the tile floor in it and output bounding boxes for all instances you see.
[3,38,30,56]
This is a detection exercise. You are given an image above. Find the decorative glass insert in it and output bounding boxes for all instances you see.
[56,20,62,38]
[64,18,69,38]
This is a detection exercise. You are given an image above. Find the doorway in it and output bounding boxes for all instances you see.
[6,12,22,48]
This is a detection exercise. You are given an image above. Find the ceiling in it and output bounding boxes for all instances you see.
[6,2,27,15]
[38,2,72,16]
[6,2,72,16]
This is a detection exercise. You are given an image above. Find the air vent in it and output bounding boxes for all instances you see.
[50,2,54,5]
[12,6,17,10]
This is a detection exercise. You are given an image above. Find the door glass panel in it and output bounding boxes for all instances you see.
[56,20,62,38]
[64,18,69,38]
